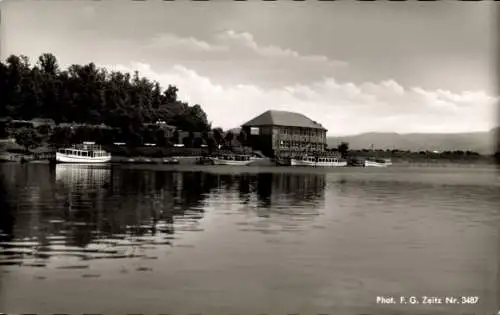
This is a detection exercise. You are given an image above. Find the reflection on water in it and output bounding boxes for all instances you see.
[0,165,327,267]
[0,164,499,315]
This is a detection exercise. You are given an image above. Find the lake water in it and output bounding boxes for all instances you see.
[1,163,499,315]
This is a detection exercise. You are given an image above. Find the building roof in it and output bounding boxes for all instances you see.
[242,110,326,130]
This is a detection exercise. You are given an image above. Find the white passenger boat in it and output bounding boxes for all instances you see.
[56,142,111,163]
[364,158,392,167]
[290,155,348,167]
[210,153,253,166]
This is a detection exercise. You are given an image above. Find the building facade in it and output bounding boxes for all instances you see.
[241,110,327,158]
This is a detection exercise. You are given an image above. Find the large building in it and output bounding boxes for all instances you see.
[241,110,327,158]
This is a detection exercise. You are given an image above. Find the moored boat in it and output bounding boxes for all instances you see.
[163,157,179,165]
[364,157,392,167]
[56,142,111,163]
[290,154,347,167]
[210,153,253,166]
[275,156,292,166]
[347,157,366,167]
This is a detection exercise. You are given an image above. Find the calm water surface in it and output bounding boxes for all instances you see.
[0,163,499,315]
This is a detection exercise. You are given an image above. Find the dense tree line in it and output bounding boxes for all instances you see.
[0,53,212,140]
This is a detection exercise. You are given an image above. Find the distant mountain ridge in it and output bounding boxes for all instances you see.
[327,128,499,154]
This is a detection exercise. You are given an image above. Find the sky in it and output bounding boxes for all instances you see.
[1,0,498,136]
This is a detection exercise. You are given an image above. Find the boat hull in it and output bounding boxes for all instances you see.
[56,152,111,164]
[211,158,253,166]
[290,159,347,167]
[364,160,392,167]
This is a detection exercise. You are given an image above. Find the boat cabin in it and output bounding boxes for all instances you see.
[57,148,109,158]
[317,156,340,163]
[299,155,341,163]
[216,154,251,161]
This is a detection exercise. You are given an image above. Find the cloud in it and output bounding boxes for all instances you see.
[214,30,347,68]
[140,30,347,88]
[104,62,497,136]
[147,34,227,52]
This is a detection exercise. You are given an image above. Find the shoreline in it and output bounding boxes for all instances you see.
[1,146,497,166]
[1,157,496,168]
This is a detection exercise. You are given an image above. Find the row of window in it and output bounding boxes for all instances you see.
[58,149,109,158]
[277,145,323,151]
[277,135,325,142]
[277,127,325,137]
[303,157,340,163]
[278,140,324,147]
[216,155,250,161]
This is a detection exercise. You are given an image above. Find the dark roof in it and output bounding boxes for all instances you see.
[242,110,326,130]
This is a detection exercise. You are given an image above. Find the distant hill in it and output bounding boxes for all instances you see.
[328,128,499,155]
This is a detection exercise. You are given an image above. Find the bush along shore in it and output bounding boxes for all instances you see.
[345,149,496,165]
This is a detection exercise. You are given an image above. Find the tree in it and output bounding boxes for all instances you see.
[37,53,59,76]
[206,137,216,154]
[182,136,192,148]
[163,85,178,103]
[337,142,349,159]
[156,130,166,147]
[0,122,8,138]
[0,53,212,145]
[225,131,234,149]
[49,127,73,145]
[237,129,247,147]
[14,128,41,151]
[187,131,195,148]
[212,128,224,147]
[193,136,203,148]
[171,130,179,145]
